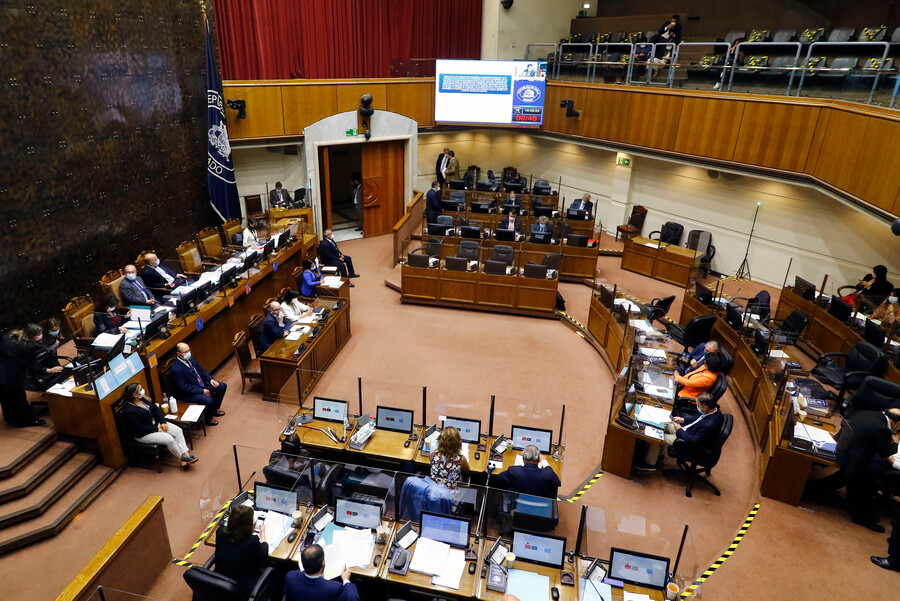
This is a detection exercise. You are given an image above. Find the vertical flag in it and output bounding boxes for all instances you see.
[205,17,241,220]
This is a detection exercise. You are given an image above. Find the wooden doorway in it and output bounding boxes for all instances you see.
[360,140,405,237]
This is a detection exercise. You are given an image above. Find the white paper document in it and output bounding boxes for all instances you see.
[506,568,550,601]
[581,580,613,601]
[47,377,76,397]
[408,537,450,575]
[263,511,292,554]
[623,592,653,601]
[769,349,789,358]
[322,276,344,288]
[333,527,375,568]
[432,548,466,589]
[793,423,836,446]
[635,405,673,428]
[92,332,123,349]
[614,298,640,312]
[323,543,345,580]
[639,346,666,359]
[181,404,205,423]
[643,426,665,440]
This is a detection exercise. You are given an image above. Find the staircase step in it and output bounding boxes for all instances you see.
[0,441,79,504]
[0,463,116,557]
[0,430,58,479]
[0,453,97,529]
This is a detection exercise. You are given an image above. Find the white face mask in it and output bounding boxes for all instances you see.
[890,296,898,304]
[138,388,145,397]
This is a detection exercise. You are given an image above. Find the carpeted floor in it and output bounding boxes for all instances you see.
[2,233,897,600]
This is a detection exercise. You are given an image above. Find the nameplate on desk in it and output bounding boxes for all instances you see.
[147,353,158,369]
[245,283,251,295]
[196,317,204,332]
[228,295,234,307]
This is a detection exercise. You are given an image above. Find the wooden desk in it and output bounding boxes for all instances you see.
[346,428,424,463]
[602,395,676,480]
[206,501,314,562]
[282,410,353,453]
[587,294,630,373]
[495,446,564,479]
[477,547,577,601]
[288,515,395,579]
[621,237,700,288]
[46,367,149,468]
[386,533,482,598]
[414,433,491,474]
[401,263,559,317]
[139,233,319,401]
[573,557,665,601]
[259,298,352,402]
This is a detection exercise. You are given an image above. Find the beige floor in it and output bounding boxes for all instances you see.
[2,233,896,600]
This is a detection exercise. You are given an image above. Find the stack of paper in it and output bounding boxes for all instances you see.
[322,276,344,288]
[47,378,77,397]
[181,405,205,423]
[92,332,123,349]
[333,527,375,568]
[263,511,292,554]
[614,298,640,313]
[794,423,836,451]
[639,347,667,360]
[409,537,450,575]
[432,548,466,589]
[506,569,550,601]
[635,405,672,428]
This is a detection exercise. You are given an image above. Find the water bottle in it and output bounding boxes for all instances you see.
[170,397,178,413]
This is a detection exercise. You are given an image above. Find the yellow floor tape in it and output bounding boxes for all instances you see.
[172,499,233,568]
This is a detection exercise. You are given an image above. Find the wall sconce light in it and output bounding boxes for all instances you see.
[226,99,247,119]
[359,94,374,140]
[560,99,579,118]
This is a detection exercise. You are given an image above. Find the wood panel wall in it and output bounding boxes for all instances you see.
[224,79,900,218]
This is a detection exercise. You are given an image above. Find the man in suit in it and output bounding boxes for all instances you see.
[569,193,594,218]
[531,215,552,234]
[498,210,523,234]
[269,182,291,208]
[258,302,290,353]
[284,544,360,601]
[493,444,561,499]
[425,180,443,224]
[872,502,900,571]
[320,229,359,280]
[435,148,449,188]
[169,343,226,426]
[141,253,186,293]
[120,264,157,306]
[443,150,461,181]
[638,393,725,470]
[504,190,523,213]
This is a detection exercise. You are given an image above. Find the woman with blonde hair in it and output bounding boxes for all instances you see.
[430,426,469,488]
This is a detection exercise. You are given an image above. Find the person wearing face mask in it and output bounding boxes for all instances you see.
[871,288,900,325]
[637,393,725,471]
[41,318,62,353]
[319,229,359,281]
[120,382,197,466]
[258,302,291,353]
[0,323,60,427]
[94,295,131,335]
[140,253,186,293]
[169,343,226,426]
[299,258,322,298]
[243,219,260,248]
[119,264,157,306]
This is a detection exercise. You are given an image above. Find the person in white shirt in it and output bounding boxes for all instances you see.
[242,220,259,248]
[281,289,314,323]
[141,253,186,291]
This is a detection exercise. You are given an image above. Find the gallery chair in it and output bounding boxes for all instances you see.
[615,205,647,241]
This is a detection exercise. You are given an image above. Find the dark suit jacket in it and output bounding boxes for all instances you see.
[499,217,523,234]
[120,401,165,439]
[258,313,289,353]
[531,221,552,234]
[493,463,561,499]
[504,196,522,209]
[676,409,724,448]
[284,571,360,601]
[93,311,125,336]
[657,21,682,44]
[142,264,184,290]
[435,153,447,181]
[841,410,898,476]
[426,188,442,213]
[170,357,213,397]
[214,534,268,594]
[0,334,42,389]
[568,199,593,214]
[320,238,343,265]
[119,276,156,306]
[269,188,292,207]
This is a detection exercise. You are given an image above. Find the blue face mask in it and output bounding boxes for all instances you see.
[126,273,137,281]
[182,351,192,361]
[49,330,60,337]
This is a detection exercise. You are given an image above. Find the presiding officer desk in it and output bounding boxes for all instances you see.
[621,236,701,289]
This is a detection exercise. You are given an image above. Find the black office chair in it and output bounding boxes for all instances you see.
[490,245,515,266]
[456,240,481,260]
[812,342,886,402]
[842,376,900,418]
[183,554,276,601]
[523,263,549,279]
[766,310,809,345]
[407,252,431,268]
[736,290,771,322]
[409,236,442,259]
[449,190,466,210]
[436,214,454,228]
[641,295,675,324]
[664,412,733,497]
[541,252,562,270]
[666,314,716,350]
[685,230,715,278]
[648,221,684,245]
[863,319,886,347]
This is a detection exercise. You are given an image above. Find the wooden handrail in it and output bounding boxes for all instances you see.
[392,191,425,266]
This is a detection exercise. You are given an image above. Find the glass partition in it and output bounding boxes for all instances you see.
[577,505,702,600]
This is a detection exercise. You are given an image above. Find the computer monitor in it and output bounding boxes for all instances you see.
[73,357,105,387]
[864,318,886,347]
[475,181,495,192]
[828,295,852,324]
[428,223,454,236]
[376,405,414,434]
[448,179,467,190]
[335,497,382,529]
[530,232,552,244]
[510,425,553,454]
[494,228,516,242]
[609,547,670,590]
[261,238,275,261]
[471,202,492,214]
[533,205,553,218]
[504,181,524,194]
[275,230,289,250]
[254,481,299,515]
[753,328,770,356]
[220,264,239,289]
[523,263,548,279]
[313,397,348,423]
[105,333,127,360]
[794,276,817,301]
[566,234,588,247]
[442,416,481,443]
[445,256,468,272]
[420,511,471,548]
[725,303,744,331]
[441,199,461,212]
[513,494,554,518]
[142,311,169,343]
[695,281,714,306]
[294,188,307,203]
[240,252,256,275]
[512,530,566,569]
[460,226,482,239]
[501,203,520,215]
[567,208,586,220]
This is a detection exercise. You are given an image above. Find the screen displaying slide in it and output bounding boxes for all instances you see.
[512,531,565,567]
[435,59,547,125]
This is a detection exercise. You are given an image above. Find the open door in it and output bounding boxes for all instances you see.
[360,140,405,237]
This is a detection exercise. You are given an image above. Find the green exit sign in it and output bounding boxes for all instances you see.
[345,128,358,136]
[617,157,631,167]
